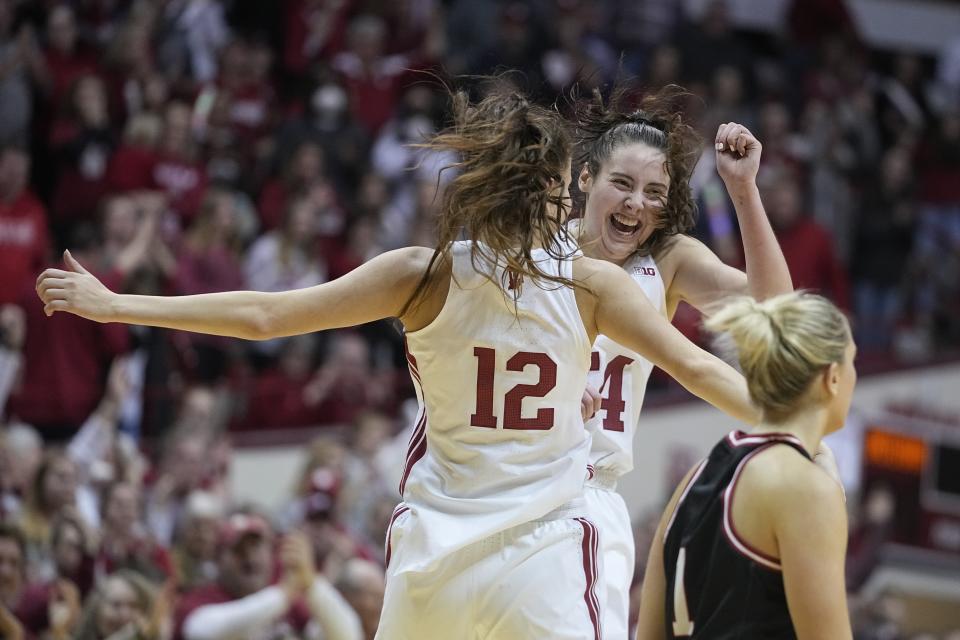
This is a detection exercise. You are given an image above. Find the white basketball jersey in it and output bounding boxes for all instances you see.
[398,241,592,572]
[585,252,666,477]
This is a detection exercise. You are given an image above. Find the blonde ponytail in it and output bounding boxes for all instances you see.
[705,292,850,421]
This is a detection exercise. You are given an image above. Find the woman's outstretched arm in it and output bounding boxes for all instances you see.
[37,248,435,339]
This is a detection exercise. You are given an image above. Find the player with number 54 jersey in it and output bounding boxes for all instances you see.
[571,86,794,639]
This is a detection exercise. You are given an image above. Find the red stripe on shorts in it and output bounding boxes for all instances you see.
[575,517,602,640]
[384,503,410,568]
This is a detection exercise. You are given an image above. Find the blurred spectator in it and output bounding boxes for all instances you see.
[0,304,25,418]
[851,147,916,353]
[38,4,101,108]
[759,166,850,309]
[146,428,223,548]
[0,421,40,521]
[0,0,42,147]
[73,570,163,640]
[0,145,49,306]
[17,451,91,570]
[171,491,222,593]
[274,80,370,194]
[174,515,362,640]
[471,3,548,96]
[106,114,163,196]
[16,514,93,636]
[334,559,384,640]
[786,0,858,49]
[244,190,327,295]
[540,5,616,94]
[234,334,325,431]
[48,74,116,244]
[0,524,27,640]
[331,14,438,135]
[149,102,209,225]
[676,0,751,88]
[258,140,328,232]
[303,333,396,428]
[154,0,229,84]
[281,0,354,79]
[97,482,172,583]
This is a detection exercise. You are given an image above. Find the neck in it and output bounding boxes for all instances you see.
[750,404,831,456]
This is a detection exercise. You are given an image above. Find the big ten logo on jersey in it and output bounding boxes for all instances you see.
[633,265,657,277]
[590,351,634,432]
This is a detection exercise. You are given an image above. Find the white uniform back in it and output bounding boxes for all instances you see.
[397,240,592,573]
[585,252,666,478]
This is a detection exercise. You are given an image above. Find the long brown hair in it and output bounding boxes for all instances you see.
[400,87,577,316]
[574,84,701,258]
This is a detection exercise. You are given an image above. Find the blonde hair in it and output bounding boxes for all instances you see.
[705,292,850,422]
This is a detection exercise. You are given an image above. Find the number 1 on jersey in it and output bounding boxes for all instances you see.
[470,347,558,430]
[672,547,695,636]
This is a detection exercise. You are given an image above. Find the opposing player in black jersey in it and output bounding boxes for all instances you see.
[636,292,854,640]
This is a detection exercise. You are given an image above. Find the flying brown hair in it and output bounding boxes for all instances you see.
[400,86,578,316]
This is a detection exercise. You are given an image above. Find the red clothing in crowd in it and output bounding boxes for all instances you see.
[173,583,311,640]
[106,143,157,193]
[8,270,129,434]
[0,191,49,305]
[332,53,420,134]
[282,0,354,76]
[106,147,208,224]
[234,369,324,431]
[43,48,100,107]
[150,153,209,225]
[776,217,851,309]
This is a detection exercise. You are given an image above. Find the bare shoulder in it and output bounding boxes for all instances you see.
[655,234,712,270]
[572,255,632,288]
[741,445,845,512]
[391,246,444,276]
[394,246,452,330]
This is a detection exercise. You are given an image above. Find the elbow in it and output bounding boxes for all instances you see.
[246,296,279,340]
[248,313,275,341]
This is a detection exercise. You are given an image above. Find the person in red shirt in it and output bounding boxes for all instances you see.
[49,74,116,238]
[149,102,209,226]
[39,4,101,107]
[0,146,49,306]
[760,166,851,309]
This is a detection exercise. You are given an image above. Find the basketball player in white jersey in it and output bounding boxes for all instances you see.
[37,88,761,639]
[571,87,793,640]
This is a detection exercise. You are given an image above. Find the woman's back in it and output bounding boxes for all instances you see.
[397,240,593,573]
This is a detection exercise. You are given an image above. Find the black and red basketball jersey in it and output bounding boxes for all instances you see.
[662,430,812,639]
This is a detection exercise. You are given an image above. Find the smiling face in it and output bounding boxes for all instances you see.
[579,142,669,265]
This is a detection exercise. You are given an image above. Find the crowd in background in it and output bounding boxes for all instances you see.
[1,0,959,638]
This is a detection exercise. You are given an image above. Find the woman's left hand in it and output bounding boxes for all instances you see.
[715,122,762,188]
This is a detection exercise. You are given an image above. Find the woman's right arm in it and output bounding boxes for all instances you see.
[585,259,759,424]
[37,248,434,339]
[774,464,853,639]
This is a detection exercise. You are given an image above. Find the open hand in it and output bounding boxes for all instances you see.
[714,122,762,187]
[36,250,115,322]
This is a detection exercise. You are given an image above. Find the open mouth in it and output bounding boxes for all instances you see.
[609,212,641,236]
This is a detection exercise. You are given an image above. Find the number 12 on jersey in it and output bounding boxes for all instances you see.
[470,347,558,430]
